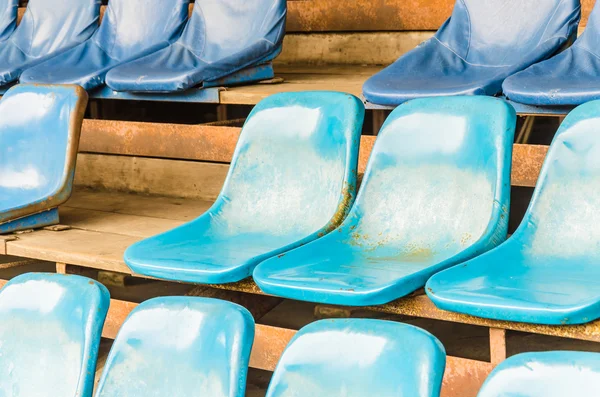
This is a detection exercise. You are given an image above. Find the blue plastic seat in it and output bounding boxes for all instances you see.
[266,319,446,397]
[362,0,580,106]
[20,0,188,91]
[95,297,254,397]
[254,96,514,306]
[0,0,17,43]
[0,84,88,234]
[478,352,600,396]
[0,272,109,397]
[124,92,363,284]
[427,100,600,325]
[105,0,286,92]
[0,0,100,86]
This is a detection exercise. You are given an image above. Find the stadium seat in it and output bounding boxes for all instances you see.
[95,297,254,397]
[105,0,286,92]
[0,0,17,43]
[124,92,363,284]
[0,85,88,234]
[254,96,514,306]
[20,0,188,90]
[0,273,109,397]
[0,0,100,86]
[265,319,446,397]
[427,100,600,325]
[478,352,600,396]
[362,0,580,106]
[503,1,600,105]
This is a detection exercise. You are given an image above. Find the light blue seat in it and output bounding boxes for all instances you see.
[20,0,188,91]
[0,0,100,86]
[254,96,514,306]
[0,85,88,234]
[266,319,446,397]
[427,100,600,325]
[362,0,580,106]
[105,0,286,92]
[0,0,17,43]
[124,92,363,284]
[0,272,109,397]
[478,352,600,396]
[95,297,254,397]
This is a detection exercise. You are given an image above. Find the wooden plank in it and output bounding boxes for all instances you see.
[442,357,492,397]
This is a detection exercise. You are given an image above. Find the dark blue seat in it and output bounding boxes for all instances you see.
[95,297,254,397]
[478,352,600,396]
[266,319,446,397]
[0,0,17,43]
[0,0,100,86]
[0,273,109,397]
[254,96,514,306]
[105,0,286,92]
[427,100,600,325]
[20,0,188,91]
[0,85,88,234]
[362,0,580,106]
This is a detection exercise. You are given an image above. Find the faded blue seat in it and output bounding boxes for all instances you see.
[0,85,88,234]
[124,92,363,283]
[0,0,17,43]
[105,0,286,92]
[478,352,600,396]
[266,319,446,397]
[0,0,100,86]
[427,100,600,325]
[362,0,580,106]
[20,0,188,91]
[95,297,254,397]
[254,96,514,306]
[0,272,109,397]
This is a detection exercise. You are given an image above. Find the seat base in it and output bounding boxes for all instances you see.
[0,208,59,234]
[203,62,276,88]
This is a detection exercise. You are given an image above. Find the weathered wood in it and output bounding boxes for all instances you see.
[489,328,507,365]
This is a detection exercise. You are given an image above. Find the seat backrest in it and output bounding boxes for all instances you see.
[93,0,188,61]
[344,96,514,265]
[478,352,600,396]
[574,0,600,54]
[266,319,446,397]
[95,297,255,397]
[209,91,363,243]
[180,0,286,62]
[0,273,109,397]
[11,0,100,58]
[436,0,580,66]
[0,85,88,223]
[0,0,17,42]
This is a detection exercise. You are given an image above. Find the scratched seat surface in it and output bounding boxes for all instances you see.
[265,319,446,397]
[95,297,254,397]
[254,96,514,306]
[427,100,600,325]
[0,85,88,234]
[362,0,580,106]
[0,0,17,43]
[0,272,109,397]
[105,0,286,92]
[0,0,100,86]
[478,352,600,396]
[124,92,363,283]
[20,0,188,91]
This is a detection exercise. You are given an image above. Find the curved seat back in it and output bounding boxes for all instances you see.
[266,319,446,397]
[0,273,109,397]
[0,0,17,43]
[95,297,254,397]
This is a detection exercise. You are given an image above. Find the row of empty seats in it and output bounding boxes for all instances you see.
[3,272,599,397]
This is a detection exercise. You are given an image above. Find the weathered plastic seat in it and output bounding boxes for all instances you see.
[105,0,286,92]
[427,100,600,325]
[124,92,363,283]
[503,2,600,106]
[0,0,17,43]
[0,272,109,397]
[95,297,254,397]
[0,85,88,234]
[20,0,188,91]
[254,96,514,306]
[478,352,600,396]
[362,0,580,106]
[0,0,100,86]
[266,319,446,397]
